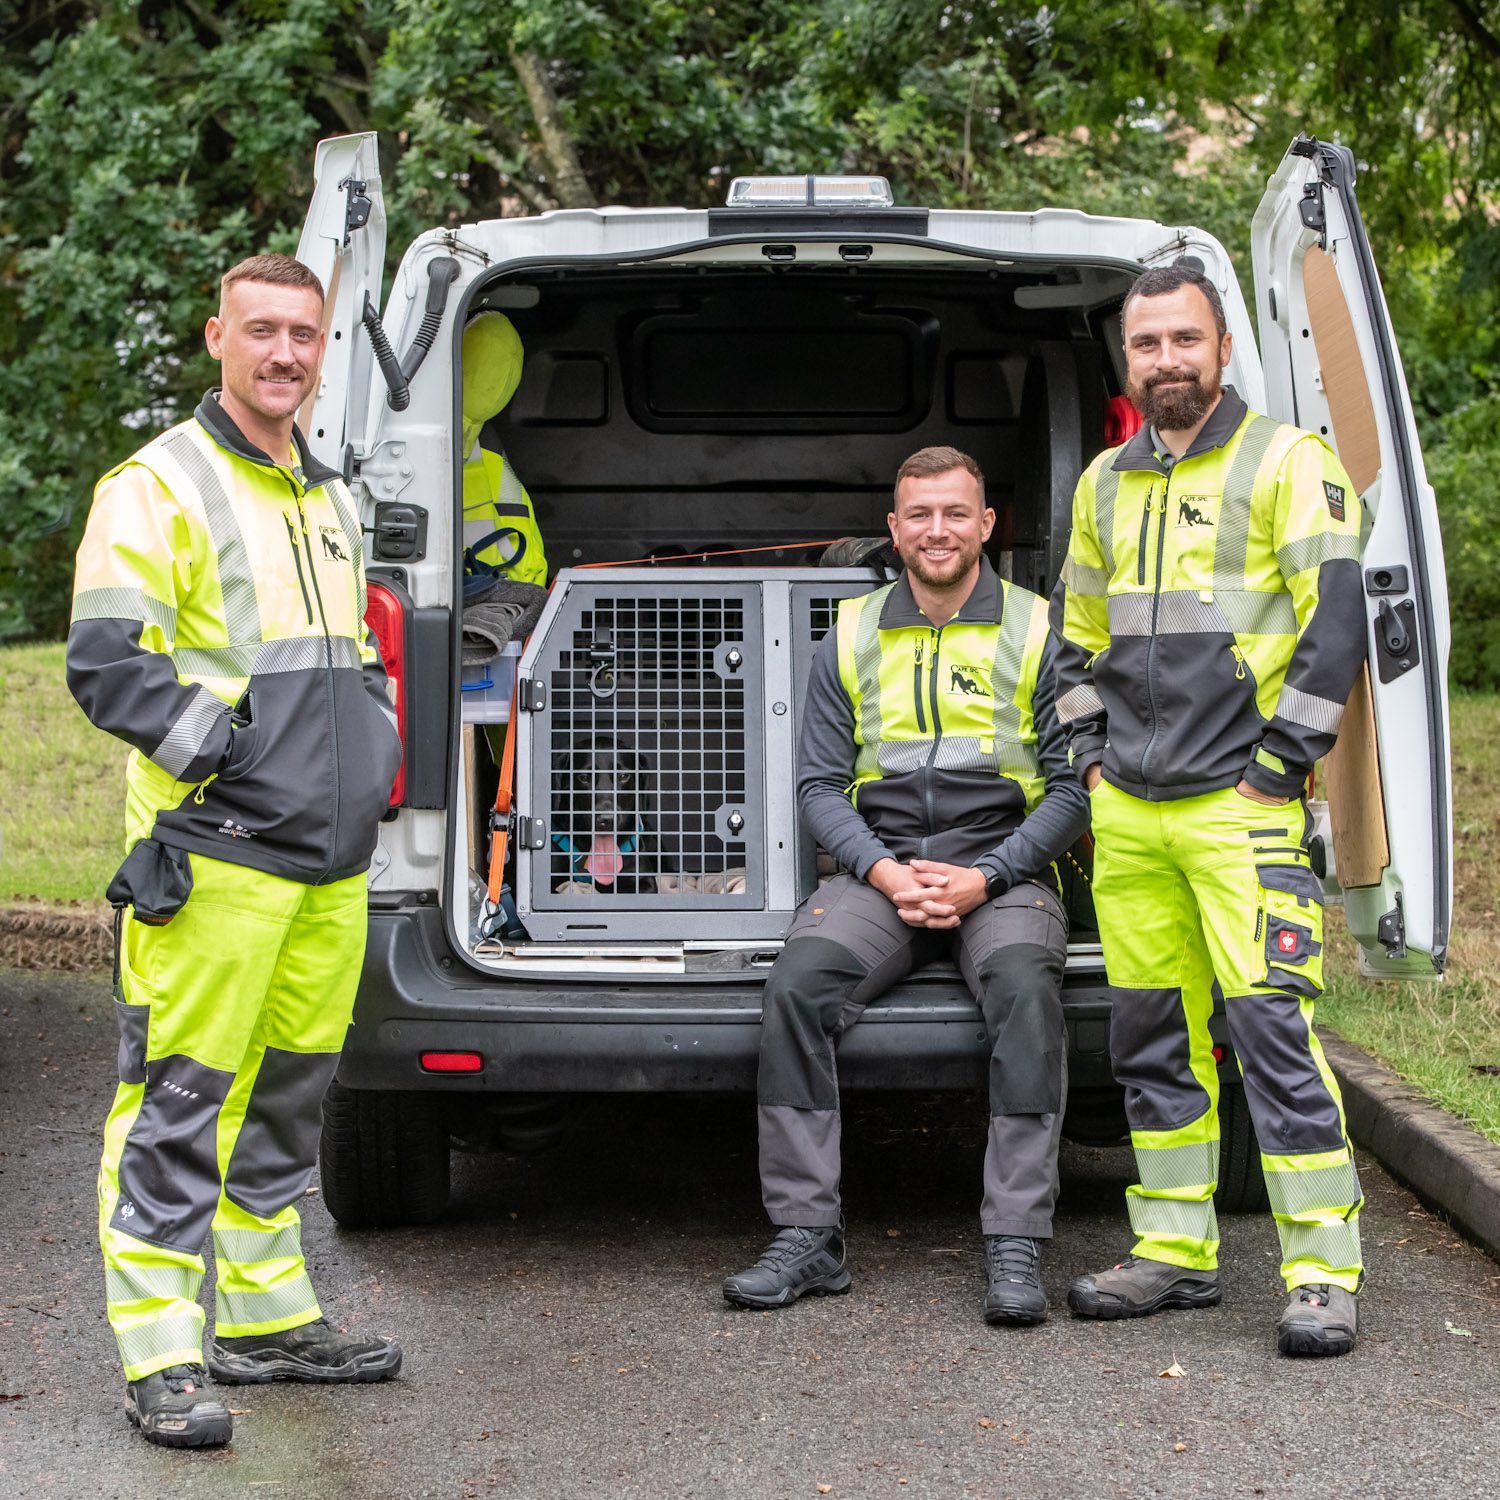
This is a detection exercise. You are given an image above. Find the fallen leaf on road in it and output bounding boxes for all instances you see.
[1174,1442,1187,1453]
[1445,1320,1473,1337]
[886,1228,901,1238]
[818,1486,832,1494]
[977,1417,995,1430]
[1160,1361,1186,1379]
[1009,1434,1027,1446]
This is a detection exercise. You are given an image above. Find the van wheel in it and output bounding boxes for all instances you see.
[1215,1077,1269,1213]
[319,1080,451,1228]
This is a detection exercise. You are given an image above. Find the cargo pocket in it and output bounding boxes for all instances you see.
[1256,862,1324,997]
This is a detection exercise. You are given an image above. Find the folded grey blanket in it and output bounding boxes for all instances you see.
[462,581,548,665]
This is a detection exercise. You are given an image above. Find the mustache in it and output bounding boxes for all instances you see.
[1144,368,1202,391]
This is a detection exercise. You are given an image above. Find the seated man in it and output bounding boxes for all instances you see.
[724,446,1089,1325]
[461,310,548,586]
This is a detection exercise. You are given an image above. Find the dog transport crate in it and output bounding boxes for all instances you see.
[512,567,881,941]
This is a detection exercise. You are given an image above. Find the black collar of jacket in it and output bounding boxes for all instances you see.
[195,389,342,488]
[1111,386,1249,474]
[878,555,1003,629]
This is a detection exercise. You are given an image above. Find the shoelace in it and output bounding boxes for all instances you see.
[756,1227,825,1269]
[986,1237,1038,1281]
[157,1364,209,1395]
[1293,1284,1333,1307]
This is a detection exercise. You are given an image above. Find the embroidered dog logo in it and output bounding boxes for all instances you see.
[1177,497,1212,527]
[320,526,349,562]
[950,665,984,696]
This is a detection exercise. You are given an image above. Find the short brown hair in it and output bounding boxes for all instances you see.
[894,446,985,506]
[1123,261,1227,341]
[219,254,325,313]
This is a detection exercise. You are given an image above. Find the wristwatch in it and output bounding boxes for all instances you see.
[976,860,1008,902]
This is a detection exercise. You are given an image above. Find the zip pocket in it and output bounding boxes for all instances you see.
[284,514,314,625]
[912,639,926,733]
[1255,862,1324,997]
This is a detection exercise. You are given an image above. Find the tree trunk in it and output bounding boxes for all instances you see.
[509,47,597,209]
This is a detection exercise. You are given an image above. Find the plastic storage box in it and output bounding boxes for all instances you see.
[461,641,523,723]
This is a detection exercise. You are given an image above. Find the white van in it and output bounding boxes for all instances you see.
[295,133,1451,1227]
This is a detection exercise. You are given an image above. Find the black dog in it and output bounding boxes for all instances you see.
[550,735,652,893]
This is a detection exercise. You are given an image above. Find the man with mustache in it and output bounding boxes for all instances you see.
[725,447,1089,1324]
[1050,263,1367,1355]
[68,255,404,1447]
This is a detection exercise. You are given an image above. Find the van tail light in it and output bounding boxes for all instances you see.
[1104,394,1144,447]
[364,580,407,806]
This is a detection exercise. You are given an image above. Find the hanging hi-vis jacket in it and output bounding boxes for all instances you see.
[797,559,1085,890]
[1050,388,1365,802]
[462,433,549,587]
[67,392,402,882]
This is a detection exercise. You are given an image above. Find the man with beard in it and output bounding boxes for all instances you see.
[723,447,1089,1324]
[1050,263,1367,1355]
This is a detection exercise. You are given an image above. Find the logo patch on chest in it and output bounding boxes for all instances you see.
[1176,495,1216,528]
[948,664,985,697]
[320,525,349,562]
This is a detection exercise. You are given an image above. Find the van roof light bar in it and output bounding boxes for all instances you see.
[726,175,894,209]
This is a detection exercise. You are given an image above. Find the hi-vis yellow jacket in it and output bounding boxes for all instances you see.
[67,393,402,884]
[1049,388,1365,802]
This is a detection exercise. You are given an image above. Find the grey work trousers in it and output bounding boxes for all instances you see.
[756,873,1069,1237]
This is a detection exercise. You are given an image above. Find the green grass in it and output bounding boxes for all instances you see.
[2,642,1498,1141]
[1318,692,1500,1143]
[0,641,124,903]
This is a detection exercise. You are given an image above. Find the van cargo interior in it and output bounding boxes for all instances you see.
[456,258,1127,968]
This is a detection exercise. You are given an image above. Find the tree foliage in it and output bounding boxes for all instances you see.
[2,0,1497,672]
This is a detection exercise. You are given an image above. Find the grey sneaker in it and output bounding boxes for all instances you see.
[1068,1254,1222,1320]
[983,1236,1047,1326]
[1277,1283,1358,1357]
[125,1364,232,1448]
[207,1317,402,1384]
[723,1223,852,1309]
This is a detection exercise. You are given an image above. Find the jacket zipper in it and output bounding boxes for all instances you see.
[283,514,315,625]
[1229,645,1247,680]
[913,639,926,734]
[1140,462,1173,790]
[921,627,943,856]
[289,480,340,879]
[1135,488,1155,587]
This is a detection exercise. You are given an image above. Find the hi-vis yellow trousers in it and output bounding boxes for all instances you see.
[1090,781,1363,1293]
[101,852,366,1380]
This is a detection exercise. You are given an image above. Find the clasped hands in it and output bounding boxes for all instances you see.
[867,857,988,929]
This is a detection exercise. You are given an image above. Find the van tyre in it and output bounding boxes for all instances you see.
[319,1080,451,1228]
[1214,1076,1270,1213]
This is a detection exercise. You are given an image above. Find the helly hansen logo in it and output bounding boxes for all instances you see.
[320,526,349,562]
[1177,496,1213,527]
[949,665,984,696]
[1323,481,1347,521]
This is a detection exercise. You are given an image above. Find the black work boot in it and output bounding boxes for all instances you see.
[207,1318,402,1384]
[983,1235,1047,1326]
[722,1223,852,1309]
[125,1363,232,1448]
[1277,1283,1358,1357]
[1068,1254,1222,1320]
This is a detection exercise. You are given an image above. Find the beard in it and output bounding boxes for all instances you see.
[902,533,982,590]
[1130,364,1222,431]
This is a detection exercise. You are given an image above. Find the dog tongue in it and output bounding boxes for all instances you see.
[587,835,624,885]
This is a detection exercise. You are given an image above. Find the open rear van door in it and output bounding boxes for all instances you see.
[1252,135,1452,979]
[294,132,386,477]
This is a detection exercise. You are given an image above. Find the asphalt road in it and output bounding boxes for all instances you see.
[2,969,1498,1500]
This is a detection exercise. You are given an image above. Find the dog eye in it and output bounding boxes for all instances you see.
[615,770,633,787]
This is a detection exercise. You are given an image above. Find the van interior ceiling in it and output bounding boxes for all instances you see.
[467,260,1130,593]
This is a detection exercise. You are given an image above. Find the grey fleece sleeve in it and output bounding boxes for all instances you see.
[796,630,896,880]
[976,633,1092,892]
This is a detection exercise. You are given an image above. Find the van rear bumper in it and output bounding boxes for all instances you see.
[342,902,1125,1095]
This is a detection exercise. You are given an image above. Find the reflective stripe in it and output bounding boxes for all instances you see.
[1055,682,1104,724]
[1263,1157,1363,1219]
[1214,415,1282,584]
[213,1225,303,1266]
[1276,531,1360,575]
[1061,556,1109,597]
[171,643,259,679]
[324,480,366,619]
[1215,590,1298,635]
[850,590,888,783]
[151,684,227,780]
[106,1264,199,1305]
[1275,685,1345,736]
[216,1277,319,1330]
[73,586,177,637]
[1108,592,1224,637]
[1127,1192,1218,1240]
[160,429,261,644]
[1280,1219,1363,1273]
[116,1314,204,1371]
[1135,1137,1219,1194]
[876,740,931,774]
[1094,466,1120,577]
[254,636,362,674]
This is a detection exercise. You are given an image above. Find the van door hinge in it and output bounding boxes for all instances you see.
[1298,180,1327,249]
[519,678,546,712]
[515,816,547,850]
[340,176,373,243]
[1373,597,1420,683]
